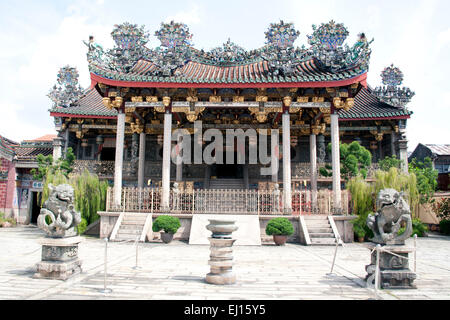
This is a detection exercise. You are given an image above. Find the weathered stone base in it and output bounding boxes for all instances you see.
[365,243,417,289]
[33,236,83,281]
[34,259,82,281]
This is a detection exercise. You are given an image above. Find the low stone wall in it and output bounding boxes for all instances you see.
[331,215,357,243]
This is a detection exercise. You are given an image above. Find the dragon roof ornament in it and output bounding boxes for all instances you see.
[307,20,372,72]
[373,64,415,108]
[48,66,83,108]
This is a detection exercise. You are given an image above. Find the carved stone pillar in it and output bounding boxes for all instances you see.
[330,113,341,214]
[52,137,63,161]
[398,139,409,173]
[114,111,125,207]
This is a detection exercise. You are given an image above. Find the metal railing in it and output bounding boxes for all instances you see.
[106,187,349,215]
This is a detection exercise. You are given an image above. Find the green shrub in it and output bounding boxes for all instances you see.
[152,215,181,234]
[77,218,88,235]
[265,218,294,236]
[439,220,450,235]
[398,218,428,237]
[0,212,16,227]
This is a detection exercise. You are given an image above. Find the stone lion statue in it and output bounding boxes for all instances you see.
[37,184,81,238]
[366,188,412,245]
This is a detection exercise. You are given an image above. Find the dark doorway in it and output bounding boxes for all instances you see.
[31,192,40,224]
[214,164,243,178]
[101,147,116,160]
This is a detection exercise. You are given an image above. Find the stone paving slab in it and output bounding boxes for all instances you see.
[0,225,449,300]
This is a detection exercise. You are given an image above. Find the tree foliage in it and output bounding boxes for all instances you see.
[378,155,403,172]
[321,141,372,180]
[408,157,438,204]
[31,147,75,180]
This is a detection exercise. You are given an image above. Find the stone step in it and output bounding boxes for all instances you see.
[310,238,337,246]
[113,234,141,242]
[117,229,142,235]
[309,233,335,238]
[307,227,333,233]
[303,215,329,220]
[305,223,331,228]
[119,224,144,230]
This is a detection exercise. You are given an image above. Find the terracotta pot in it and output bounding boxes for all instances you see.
[358,236,365,243]
[161,232,174,243]
[273,235,288,246]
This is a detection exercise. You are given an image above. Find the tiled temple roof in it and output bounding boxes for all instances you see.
[50,86,411,121]
[338,86,412,120]
[89,56,367,85]
[86,20,372,87]
[49,88,117,118]
[0,134,53,162]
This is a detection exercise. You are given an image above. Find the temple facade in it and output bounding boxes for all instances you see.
[47,20,414,225]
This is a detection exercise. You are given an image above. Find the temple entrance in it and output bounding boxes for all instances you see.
[214,164,243,179]
[30,192,40,224]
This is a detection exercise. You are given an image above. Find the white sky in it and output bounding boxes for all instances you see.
[0,0,449,151]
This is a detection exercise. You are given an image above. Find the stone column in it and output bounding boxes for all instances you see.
[114,111,125,207]
[390,133,397,157]
[271,131,278,183]
[176,135,183,182]
[138,132,146,188]
[161,111,172,210]
[330,113,342,214]
[309,134,318,212]
[398,139,409,173]
[64,129,69,156]
[282,111,292,213]
[52,137,63,161]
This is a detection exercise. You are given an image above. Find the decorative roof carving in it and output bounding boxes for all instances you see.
[107,22,150,72]
[85,19,373,81]
[261,20,307,76]
[208,38,251,65]
[144,21,193,76]
[307,20,372,72]
[48,66,83,108]
[373,64,415,108]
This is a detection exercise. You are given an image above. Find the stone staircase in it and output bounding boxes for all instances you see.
[209,179,245,190]
[110,212,152,242]
[303,215,337,246]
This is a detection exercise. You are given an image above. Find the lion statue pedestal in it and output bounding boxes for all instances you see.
[33,184,83,280]
[365,188,417,289]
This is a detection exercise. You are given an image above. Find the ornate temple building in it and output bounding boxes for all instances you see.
[45,20,415,242]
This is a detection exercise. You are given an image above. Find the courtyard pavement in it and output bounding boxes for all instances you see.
[0,225,449,300]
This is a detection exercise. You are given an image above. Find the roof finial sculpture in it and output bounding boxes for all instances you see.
[307,20,372,72]
[108,22,150,72]
[147,21,193,76]
[262,20,304,76]
[47,66,83,108]
[83,35,105,65]
[373,64,415,108]
[208,38,250,65]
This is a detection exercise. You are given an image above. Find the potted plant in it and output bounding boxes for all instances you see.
[152,215,181,243]
[265,217,294,245]
[353,223,366,243]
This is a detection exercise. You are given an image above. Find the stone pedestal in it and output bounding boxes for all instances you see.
[365,243,416,289]
[34,236,83,281]
[205,220,238,285]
